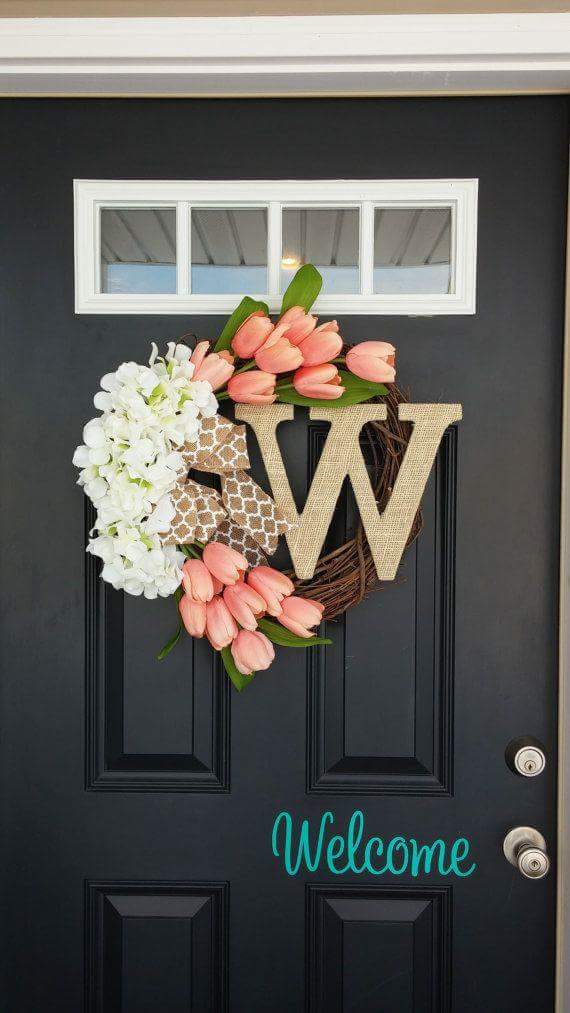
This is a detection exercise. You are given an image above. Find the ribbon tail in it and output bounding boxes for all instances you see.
[161,478,225,546]
[186,480,226,543]
[221,470,296,556]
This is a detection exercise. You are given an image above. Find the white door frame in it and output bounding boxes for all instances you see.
[2,13,569,1010]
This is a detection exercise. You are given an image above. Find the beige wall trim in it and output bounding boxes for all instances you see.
[1,14,570,96]
[3,2,570,16]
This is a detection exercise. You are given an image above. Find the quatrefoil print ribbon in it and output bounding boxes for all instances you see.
[161,415,295,567]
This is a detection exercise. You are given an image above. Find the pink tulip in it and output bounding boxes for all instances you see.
[231,311,274,358]
[211,575,224,595]
[247,565,294,617]
[189,340,208,370]
[223,581,266,630]
[277,306,306,327]
[278,595,324,638]
[231,629,275,675]
[255,332,304,373]
[293,364,344,400]
[179,594,207,638]
[203,541,248,585]
[296,320,342,366]
[284,313,318,346]
[271,306,317,347]
[181,558,215,603]
[190,341,235,391]
[345,341,396,383]
[205,595,238,650]
[227,370,277,405]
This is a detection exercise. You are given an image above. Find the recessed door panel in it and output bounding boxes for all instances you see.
[307,427,456,794]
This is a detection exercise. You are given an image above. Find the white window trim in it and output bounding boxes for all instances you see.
[74,178,478,316]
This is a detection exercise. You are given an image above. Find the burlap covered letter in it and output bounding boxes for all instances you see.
[237,402,461,581]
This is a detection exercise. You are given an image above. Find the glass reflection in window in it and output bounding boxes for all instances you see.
[191,208,268,294]
[281,208,359,295]
[100,208,177,294]
[374,207,452,295]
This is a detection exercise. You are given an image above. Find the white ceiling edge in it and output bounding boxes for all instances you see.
[1,13,570,96]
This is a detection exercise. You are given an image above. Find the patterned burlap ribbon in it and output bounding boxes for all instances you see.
[161,415,295,567]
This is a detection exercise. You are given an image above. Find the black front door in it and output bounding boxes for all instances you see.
[1,96,566,1011]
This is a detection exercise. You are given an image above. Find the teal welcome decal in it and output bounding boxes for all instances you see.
[271,810,477,878]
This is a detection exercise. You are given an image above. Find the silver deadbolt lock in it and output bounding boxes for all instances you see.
[505,736,546,777]
[503,826,550,880]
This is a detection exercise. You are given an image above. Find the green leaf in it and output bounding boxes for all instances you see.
[280,264,322,315]
[220,646,255,691]
[157,586,184,660]
[179,544,201,559]
[157,623,182,661]
[258,617,332,648]
[276,370,388,409]
[214,296,270,353]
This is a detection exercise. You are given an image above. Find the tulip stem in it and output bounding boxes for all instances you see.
[233,360,257,375]
[181,544,201,559]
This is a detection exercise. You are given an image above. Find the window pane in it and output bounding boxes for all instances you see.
[191,208,267,294]
[100,208,177,294]
[374,208,452,295]
[281,208,359,295]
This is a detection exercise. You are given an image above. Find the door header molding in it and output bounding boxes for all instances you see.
[1,13,570,96]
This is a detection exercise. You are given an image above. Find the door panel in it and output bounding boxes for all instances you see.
[1,96,566,1011]
[307,886,451,1013]
[86,882,228,1012]
[308,427,456,796]
[87,538,230,793]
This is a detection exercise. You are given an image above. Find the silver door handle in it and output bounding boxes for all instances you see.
[503,826,550,879]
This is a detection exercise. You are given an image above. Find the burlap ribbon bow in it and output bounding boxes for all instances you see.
[161,415,295,567]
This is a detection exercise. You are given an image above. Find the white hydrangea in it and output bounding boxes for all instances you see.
[73,342,218,599]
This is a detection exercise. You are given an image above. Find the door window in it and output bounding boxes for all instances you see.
[74,179,477,314]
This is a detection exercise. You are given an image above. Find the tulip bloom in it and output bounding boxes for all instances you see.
[179,594,207,638]
[203,542,248,585]
[271,306,317,347]
[278,595,324,638]
[231,629,275,675]
[345,341,396,383]
[181,558,215,603]
[223,581,266,630]
[190,341,235,391]
[254,332,304,374]
[227,370,276,405]
[205,596,238,650]
[232,312,274,358]
[298,321,343,366]
[247,566,294,616]
[293,364,344,400]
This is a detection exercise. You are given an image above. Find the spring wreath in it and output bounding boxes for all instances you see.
[73,264,418,691]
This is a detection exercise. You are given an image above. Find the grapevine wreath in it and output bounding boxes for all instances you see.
[73,265,420,690]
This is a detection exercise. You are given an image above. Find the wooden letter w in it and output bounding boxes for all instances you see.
[236,403,462,581]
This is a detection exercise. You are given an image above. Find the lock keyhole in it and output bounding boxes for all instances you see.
[505,737,546,777]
